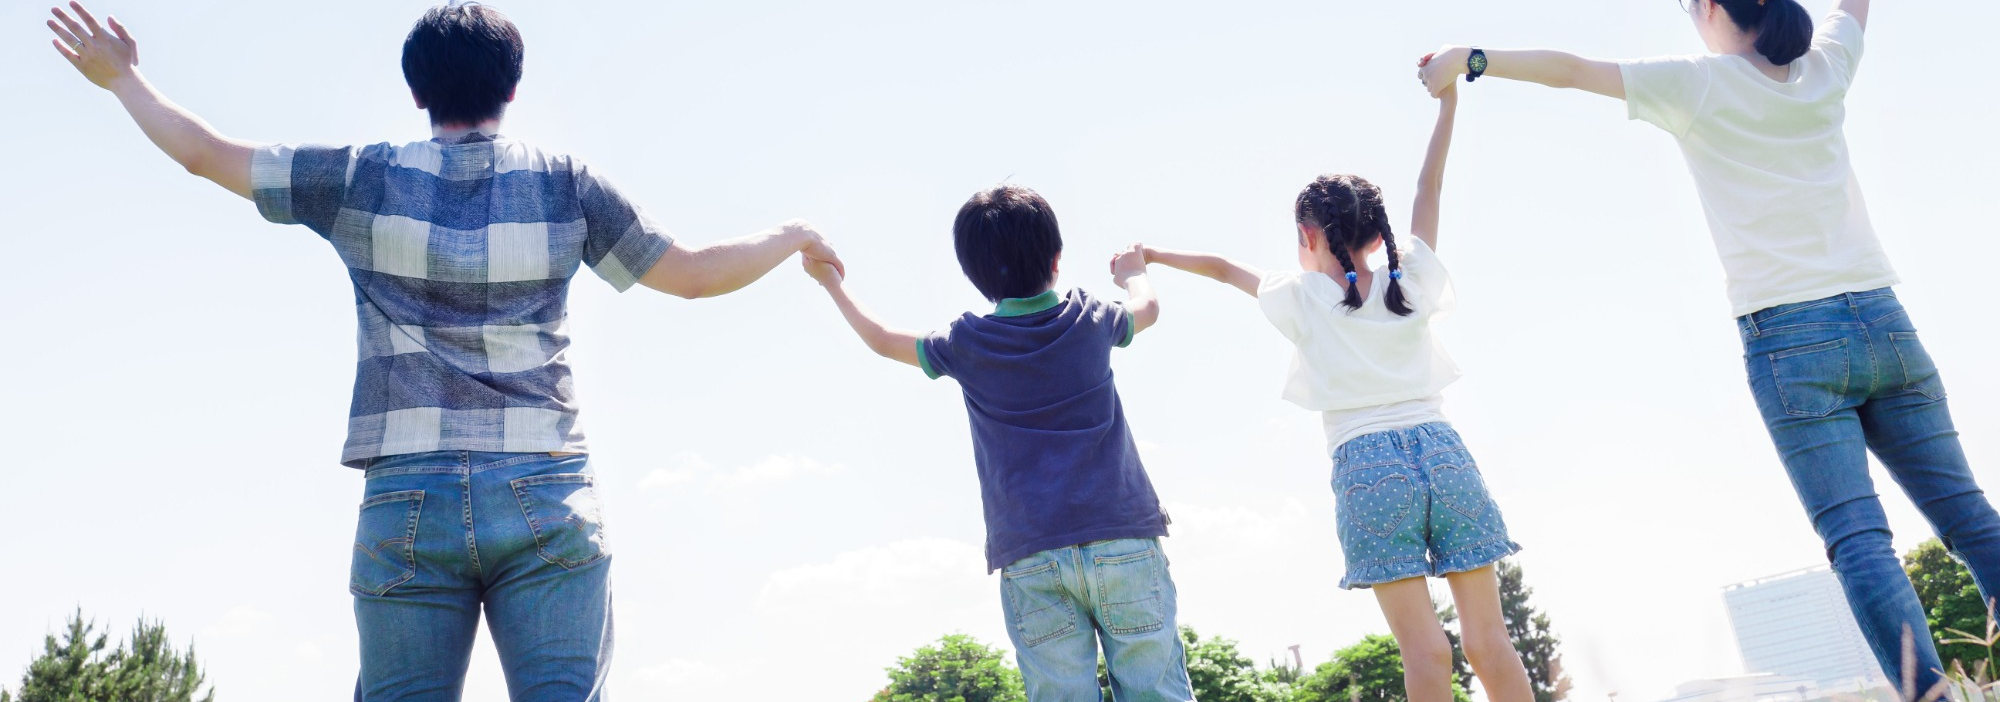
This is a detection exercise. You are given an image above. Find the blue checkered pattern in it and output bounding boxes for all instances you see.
[252,134,674,467]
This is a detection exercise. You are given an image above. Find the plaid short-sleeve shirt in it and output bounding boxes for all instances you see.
[251,133,674,467]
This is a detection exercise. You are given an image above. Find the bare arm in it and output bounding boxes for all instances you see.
[639,220,843,299]
[1420,45,1626,101]
[1408,81,1458,251]
[803,260,922,368]
[1137,247,1263,298]
[1109,244,1160,335]
[1841,0,1869,29]
[49,3,257,199]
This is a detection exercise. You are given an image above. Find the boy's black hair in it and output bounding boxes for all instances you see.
[1296,174,1414,316]
[402,3,525,127]
[953,185,1064,302]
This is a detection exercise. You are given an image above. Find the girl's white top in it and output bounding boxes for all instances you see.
[1258,238,1460,455]
[1620,10,1896,318]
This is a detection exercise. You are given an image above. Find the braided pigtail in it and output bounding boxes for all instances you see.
[1297,177,1365,310]
[1361,184,1415,317]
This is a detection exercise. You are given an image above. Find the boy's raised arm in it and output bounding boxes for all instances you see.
[1137,246,1263,298]
[1418,46,1626,101]
[50,3,258,199]
[803,259,922,368]
[1109,244,1160,335]
[1409,80,1458,251]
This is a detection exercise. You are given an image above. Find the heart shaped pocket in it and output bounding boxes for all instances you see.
[1342,473,1416,539]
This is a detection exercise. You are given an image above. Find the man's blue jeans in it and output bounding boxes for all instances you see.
[998,538,1194,701]
[1741,288,2000,690]
[351,451,613,701]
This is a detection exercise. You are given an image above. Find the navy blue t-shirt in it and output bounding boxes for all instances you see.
[920,288,1171,572]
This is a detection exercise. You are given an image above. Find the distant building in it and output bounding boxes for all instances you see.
[1657,674,1822,702]
[1723,566,1885,692]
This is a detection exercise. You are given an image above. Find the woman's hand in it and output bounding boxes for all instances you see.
[1418,46,1469,98]
[49,2,138,90]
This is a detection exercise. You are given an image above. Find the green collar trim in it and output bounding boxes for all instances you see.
[993,290,1062,317]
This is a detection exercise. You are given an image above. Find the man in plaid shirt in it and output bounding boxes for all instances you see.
[46,2,839,698]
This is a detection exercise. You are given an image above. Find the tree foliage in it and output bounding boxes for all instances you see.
[1,610,212,702]
[1905,538,2000,669]
[1289,634,1470,702]
[1497,562,1574,702]
[1179,626,1293,702]
[875,634,1026,702]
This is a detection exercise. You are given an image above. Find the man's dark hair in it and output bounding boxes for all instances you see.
[952,185,1065,302]
[402,3,525,127]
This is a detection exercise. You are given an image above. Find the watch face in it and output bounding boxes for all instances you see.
[1468,52,1488,74]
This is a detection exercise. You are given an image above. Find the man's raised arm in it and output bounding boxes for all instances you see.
[48,2,257,199]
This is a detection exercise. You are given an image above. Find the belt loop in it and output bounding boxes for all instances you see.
[1745,311,1761,338]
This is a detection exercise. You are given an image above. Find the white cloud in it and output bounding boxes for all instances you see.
[757,538,991,615]
[638,452,841,493]
[629,658,730,692]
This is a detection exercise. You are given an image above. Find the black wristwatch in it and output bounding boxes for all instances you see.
[1466,48,1488,82]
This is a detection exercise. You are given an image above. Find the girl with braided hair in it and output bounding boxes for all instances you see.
[1130,83,1536,702]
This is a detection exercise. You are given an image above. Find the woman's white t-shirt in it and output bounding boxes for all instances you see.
[1259,238,1460,455]
[1620,10,1897,317]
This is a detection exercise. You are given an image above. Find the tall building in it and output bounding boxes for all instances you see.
[1723,566,1885,692]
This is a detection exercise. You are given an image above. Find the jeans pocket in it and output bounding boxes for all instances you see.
[1769,338,1850,417]
[1337,465,1418,540]
[1888,332,1947,401]
[1429,458,1493,523]
[351,490,424,597]
[1093,546,1166,636]
[1001,560,1076,647]
[511,474,609,569]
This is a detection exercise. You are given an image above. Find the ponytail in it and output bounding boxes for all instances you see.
[1713,0,1813,65]
[1293,174,1415,317]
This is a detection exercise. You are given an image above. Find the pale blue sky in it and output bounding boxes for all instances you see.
[3,0,1996,699]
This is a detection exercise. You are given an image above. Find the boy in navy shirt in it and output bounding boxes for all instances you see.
[803,185,1193,700]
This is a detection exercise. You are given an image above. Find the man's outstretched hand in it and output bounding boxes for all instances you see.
[49,2,138,90]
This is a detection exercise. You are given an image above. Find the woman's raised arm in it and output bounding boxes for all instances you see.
[1418,46,1626,101]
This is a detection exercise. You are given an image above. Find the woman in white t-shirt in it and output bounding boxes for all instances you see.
[1134,84,1537,702]
[1416,0,2000,689]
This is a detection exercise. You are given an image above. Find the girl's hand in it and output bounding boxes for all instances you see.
[802,255,843,288]
[1109,243,1147,289]
[1418,46,1468,98]
[49,2,138,91]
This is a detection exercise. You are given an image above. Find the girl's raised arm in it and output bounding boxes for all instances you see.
[1418,46,1626,101]
[1841,0,1869,29]
[1409,77,1458,251]
[1139,247,1263,298]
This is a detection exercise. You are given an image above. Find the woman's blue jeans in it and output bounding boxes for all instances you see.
[1740,288,2000,690]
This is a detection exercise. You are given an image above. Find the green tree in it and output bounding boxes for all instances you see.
[1905,538,2000,670]
[1434,604,1475,692]
[1497,561,1574,702]
[2,610,212,702]
[875,634,1026,702]
[1179,626,1293,702]
[1289,634,1470,702]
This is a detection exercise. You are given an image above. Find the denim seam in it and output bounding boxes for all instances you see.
[1755,297,1848,325]
[461,469,483,578]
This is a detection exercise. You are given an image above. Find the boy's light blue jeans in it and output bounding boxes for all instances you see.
[998,538,1194,701]
[1741,288,2000,692]
[351,451,613,701]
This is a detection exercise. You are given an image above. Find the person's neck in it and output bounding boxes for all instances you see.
[1717,35,1788,80]
[433,119,505,143]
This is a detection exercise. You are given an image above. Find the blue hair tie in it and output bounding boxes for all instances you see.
[1345,271,1359,284]
[1390,269,1403,280]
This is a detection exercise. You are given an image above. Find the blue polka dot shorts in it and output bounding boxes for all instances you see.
[1330,421,1521,589]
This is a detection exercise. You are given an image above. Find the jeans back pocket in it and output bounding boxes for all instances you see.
[1888,332,1947,401]
[1092,546,1165,636]
[511,473,609,569]
[1001,560,1077,647]
[1336,464,1419,540]
[1769,338,1851,417]
[351,490,424,597]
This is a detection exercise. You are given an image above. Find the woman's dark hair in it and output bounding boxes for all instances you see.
[1711,0,1814,66]
[953,185,1064,303]
[1295,174,1413,316]
[402,3,525,127]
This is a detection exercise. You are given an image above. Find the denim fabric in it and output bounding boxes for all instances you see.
[351,451,613,702]
[998,538,1193,702]
[1740,288,2000,691]
[1331,422,1520,590]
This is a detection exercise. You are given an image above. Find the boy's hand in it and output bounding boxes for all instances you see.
[784,219,846,279]
[802,255,843,288]
[49,2,138,90]
[1109,243,1147,289]
[1418,46,1468,98]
